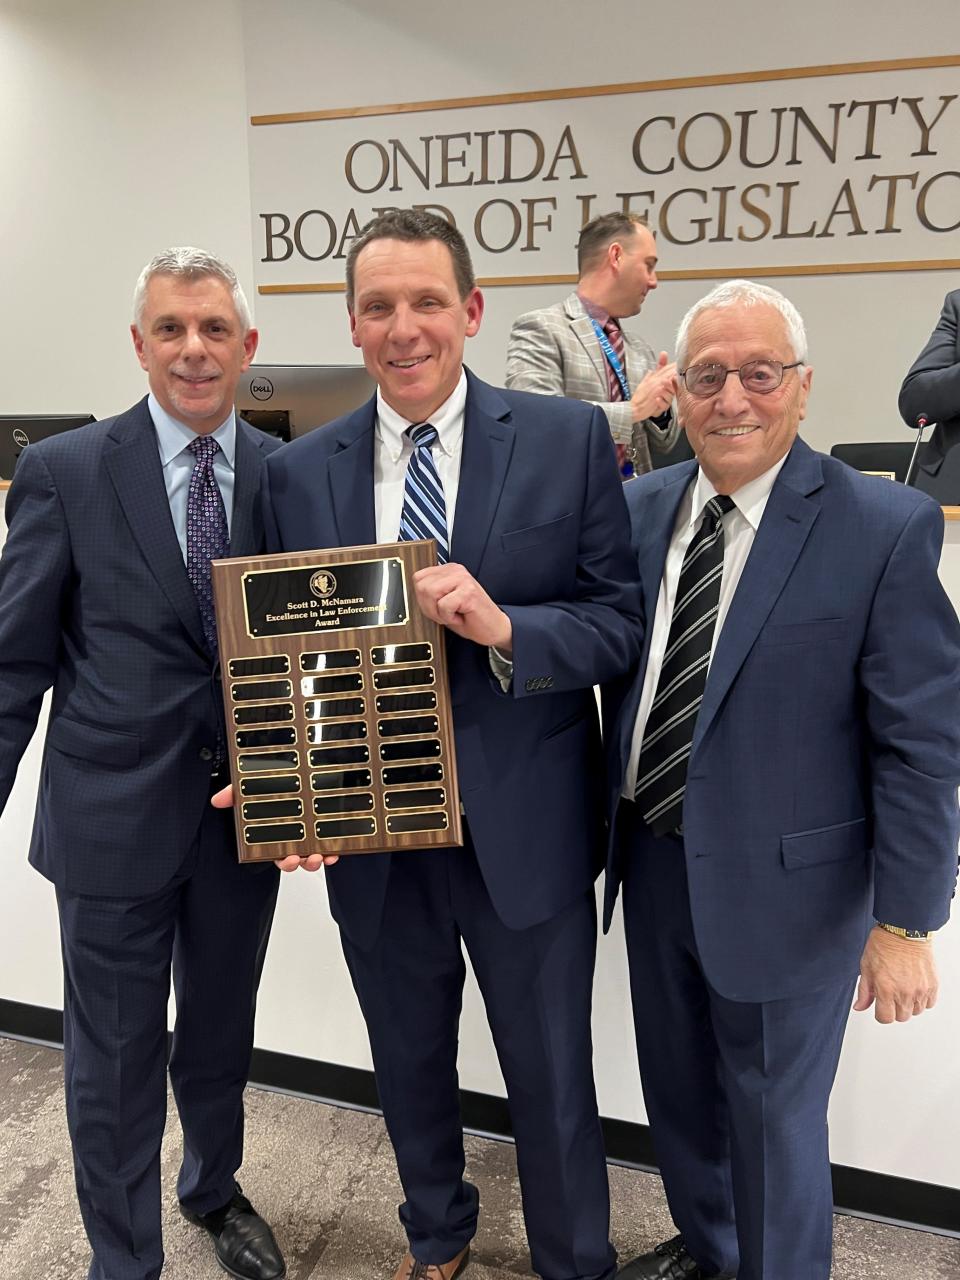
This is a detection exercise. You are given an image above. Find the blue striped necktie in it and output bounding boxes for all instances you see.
[398,422,449,564]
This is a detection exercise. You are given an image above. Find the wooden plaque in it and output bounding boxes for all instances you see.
[211,540,462,863]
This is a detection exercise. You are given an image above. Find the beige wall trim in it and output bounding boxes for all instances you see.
[251,55,960,126]
[259,258,960,296]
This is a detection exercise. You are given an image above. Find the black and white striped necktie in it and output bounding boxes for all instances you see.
[634,494,735,836]
[398,422,448,564]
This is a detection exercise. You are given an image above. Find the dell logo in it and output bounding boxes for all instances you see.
[12,429,29,448]
[250,377,275,402]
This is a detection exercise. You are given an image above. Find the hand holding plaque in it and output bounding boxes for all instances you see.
[211,540,462,864]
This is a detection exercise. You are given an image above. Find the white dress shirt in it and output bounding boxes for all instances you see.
[623,456,788,798]
[371,369,512,688]
[373,371,466,544]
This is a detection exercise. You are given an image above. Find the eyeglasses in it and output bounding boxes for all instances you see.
[679,359,803,399]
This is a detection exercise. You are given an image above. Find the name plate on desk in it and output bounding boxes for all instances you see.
[212,540,462,864]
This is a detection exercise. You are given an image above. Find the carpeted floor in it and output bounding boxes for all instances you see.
[0,1036,956,1278]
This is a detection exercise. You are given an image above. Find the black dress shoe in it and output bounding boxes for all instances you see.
[617,1234,733,1280]
[180,1183,286,1280]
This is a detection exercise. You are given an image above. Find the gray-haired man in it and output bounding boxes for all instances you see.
[0,248,284,1280]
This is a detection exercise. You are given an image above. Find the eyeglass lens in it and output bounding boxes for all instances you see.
[684,360,786,397]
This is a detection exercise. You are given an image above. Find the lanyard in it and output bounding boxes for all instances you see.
[589,318,631,400]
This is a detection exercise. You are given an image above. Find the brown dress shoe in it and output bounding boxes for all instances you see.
[392,1244,470,1280]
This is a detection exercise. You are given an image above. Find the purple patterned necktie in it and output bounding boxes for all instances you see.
[186,435,229,655]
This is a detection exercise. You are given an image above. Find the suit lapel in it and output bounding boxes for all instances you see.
[103,399,207,655]
[230,418,266,557]
[328,398,377,548]
[615,465,696,775]
[565,294,608,386]
[692,441,824,753]
[449,372,516,576]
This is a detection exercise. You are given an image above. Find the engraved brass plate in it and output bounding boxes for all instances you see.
[313,793,375,815]
[231,679,293,702]
[237,750,300,773]
[308,744,370,767]
[300,649,361,671]
[234,703,295,726]
[243,556,407,639]
[306,721,366,743]
[379,738,442,762]
[242,798,305,821]
[310,768,373,791]
[245,822,306,844]
[304,696,365,719]
[375,691,437,714]
[239,774,302,797]
[371,642,433,665]
[301,672,363,696]
[229,655,290,678]
[315,817,377,839]
[378,714,439,737]
[386,812,449,835]
[235,727,297,749]
[384,788,445,810]
[382,763,444,786]
[373,666,435,690]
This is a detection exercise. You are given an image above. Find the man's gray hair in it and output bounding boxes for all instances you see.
[676,279,808,369]
[132,247,253,332]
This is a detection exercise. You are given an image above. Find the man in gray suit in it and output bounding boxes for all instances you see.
[505,212,680,473]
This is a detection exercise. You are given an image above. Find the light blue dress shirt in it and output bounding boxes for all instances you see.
[147,393,236,563]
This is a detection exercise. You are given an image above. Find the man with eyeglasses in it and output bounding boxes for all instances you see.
[601,280,960,1280]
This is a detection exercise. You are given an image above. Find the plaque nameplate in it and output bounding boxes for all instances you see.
[212,540,462,863]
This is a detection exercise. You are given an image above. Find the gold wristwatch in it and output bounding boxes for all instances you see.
[877,922,933,942]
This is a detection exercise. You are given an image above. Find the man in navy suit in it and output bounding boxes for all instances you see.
[899,288,960,503]
[254,210,642,1280]
[0,249,285,1280]
[605,280,960,1280]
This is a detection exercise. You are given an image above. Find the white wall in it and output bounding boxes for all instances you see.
[1,0,959,1191]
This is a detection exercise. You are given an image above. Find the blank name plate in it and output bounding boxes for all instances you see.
[212,539,462,863]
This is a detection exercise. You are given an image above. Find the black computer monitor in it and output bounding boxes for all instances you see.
[0,414,96,481]
[829,441,915,483]
[235,365,375,442]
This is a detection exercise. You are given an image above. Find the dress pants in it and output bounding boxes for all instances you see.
[57,797,279,1280]
[619,803,854,1280]
[339,833,616,1280]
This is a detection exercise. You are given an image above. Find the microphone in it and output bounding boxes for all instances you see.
[904,412,933,487]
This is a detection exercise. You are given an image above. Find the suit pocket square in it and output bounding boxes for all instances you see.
[500,513,573,554]
[781,817,867,870]
[47,715,141,768]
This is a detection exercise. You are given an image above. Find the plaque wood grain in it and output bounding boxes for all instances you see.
[212,540,462,863]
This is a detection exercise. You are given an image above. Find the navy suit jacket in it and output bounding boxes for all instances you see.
[263,369,643,948]
[899,289,960,502]
[0,398,280,898]
[603,439,960,1002]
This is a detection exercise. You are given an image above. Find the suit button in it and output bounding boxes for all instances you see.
[198,747,214,762]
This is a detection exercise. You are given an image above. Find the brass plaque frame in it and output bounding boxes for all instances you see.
[212,540,462,863]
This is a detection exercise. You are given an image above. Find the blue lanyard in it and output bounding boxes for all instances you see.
[589,318,631,400]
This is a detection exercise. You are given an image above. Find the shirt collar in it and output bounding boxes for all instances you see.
[689,453,789,533]
[148,393,237,469]
[577,293,614,328]
[376,369,468,464]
